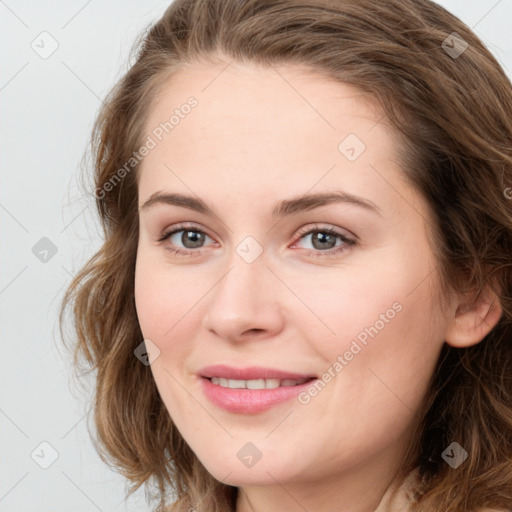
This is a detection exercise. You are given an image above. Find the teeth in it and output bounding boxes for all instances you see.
[209,377,309,389]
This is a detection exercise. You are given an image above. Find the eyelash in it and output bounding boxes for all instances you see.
[156,222,356,258]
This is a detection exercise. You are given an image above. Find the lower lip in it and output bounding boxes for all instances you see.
[200,377,317,414]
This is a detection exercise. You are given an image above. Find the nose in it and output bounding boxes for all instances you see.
[201,252,285,343]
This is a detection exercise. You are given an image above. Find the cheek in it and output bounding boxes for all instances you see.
[134,256,200,416]
[134,251,196,341]
[319,273,444,427]
[281,262,415,359]
[300,252,445,404]
[134,265,167,340]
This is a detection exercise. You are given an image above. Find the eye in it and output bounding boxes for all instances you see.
[157,223,214,256]
[157,222,356,258]
[292,224,356,257]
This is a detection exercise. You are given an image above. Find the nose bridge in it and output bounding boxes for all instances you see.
[202,240,284,339]
[212,245,268,314]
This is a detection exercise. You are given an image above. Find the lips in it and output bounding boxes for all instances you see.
[198,364,318,414]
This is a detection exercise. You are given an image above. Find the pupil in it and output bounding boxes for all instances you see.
[313,232,336,250]
[183,230,204,248]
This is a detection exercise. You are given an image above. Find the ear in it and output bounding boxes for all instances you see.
[444,285,502,348]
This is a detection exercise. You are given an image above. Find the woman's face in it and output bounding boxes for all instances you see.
[134,61,451,493]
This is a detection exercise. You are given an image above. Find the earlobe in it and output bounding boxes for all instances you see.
[444,288,503,348]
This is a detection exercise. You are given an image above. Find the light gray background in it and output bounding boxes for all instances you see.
[1,1,511,510]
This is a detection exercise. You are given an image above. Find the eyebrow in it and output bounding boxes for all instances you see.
[139,190,382,217]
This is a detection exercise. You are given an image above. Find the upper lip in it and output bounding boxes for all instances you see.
[199,364,317,381]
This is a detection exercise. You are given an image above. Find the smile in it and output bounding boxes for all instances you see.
[209,377,311,389]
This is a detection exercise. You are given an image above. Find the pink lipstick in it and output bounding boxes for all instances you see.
[199,365,317,414]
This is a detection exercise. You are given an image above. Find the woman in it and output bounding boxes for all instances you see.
[60,0,512,510]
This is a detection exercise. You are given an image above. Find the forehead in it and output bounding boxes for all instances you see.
[137,61,406,211]
[145,60,383,139]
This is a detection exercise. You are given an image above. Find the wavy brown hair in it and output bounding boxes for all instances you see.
[59,0,512,510]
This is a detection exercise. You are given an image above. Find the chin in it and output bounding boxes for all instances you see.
[198,453,300,487]
[210,468,280,487]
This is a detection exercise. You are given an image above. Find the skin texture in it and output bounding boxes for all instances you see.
[134,61,502,512]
